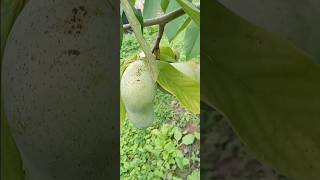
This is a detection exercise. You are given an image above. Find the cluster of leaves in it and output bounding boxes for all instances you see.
[143,0,200,59]
[120,89,200,179]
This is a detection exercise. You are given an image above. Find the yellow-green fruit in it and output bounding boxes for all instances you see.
[2,0,119,179]
[121,60,156,129]
[171,62,199,80]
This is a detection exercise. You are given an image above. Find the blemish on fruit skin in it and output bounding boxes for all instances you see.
[3,1,119,179]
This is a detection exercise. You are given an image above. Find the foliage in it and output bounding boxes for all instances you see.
[202,1,320,180]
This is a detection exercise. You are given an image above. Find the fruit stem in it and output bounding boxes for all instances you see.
[152,24,165,60]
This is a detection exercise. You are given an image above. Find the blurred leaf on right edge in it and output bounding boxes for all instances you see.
[201,1,320,180]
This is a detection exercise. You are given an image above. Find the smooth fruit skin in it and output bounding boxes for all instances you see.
[2,0,119,179]
[218,0,320,62]
[121,60,156,129]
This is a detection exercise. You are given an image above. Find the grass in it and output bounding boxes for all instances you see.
[120,26,200,179]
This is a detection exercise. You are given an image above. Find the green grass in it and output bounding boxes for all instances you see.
[120,26,200,179]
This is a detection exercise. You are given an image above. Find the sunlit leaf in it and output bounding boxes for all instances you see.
[176,0,200,26]
[160,46,179,63]
[157,61,200,114]
[182,134,195,145]
[174,128,182,141]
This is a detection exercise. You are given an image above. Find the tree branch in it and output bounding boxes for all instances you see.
[123,3,200,30]
[152,24,165,59]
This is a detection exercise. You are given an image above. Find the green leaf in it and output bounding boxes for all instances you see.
[182,134,195,145]
[157,61,200,114]
[187,170,200,180]
[202,1,320,180]
[129,0,136,6]
[143,0,162,19]
[171,17,192,42]
[176,0,200,27]
[120,13,123,47]
[160,46,178,63]
[174,128,182,141]
[161,0,170,12]
[164,0,188,42]
[175,157,189,169]
[184,22,200,60]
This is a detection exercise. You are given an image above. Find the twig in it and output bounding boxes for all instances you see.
[123,3,200,30]
[152,24,165,59]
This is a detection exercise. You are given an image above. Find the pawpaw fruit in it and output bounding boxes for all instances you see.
[120,60,156,129]
[2,0,119,179]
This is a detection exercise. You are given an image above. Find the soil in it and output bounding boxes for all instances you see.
[201,109,289,180]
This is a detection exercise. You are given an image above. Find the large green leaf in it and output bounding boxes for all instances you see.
[157,61,200,114]
[202,1,320,180]
[176,0,200,27]
[143,0,162,19]
[160,0,170,12]
[159,46,178,63]
[170,17,191,42]
[184,22,200,60]
[164,0,188,42]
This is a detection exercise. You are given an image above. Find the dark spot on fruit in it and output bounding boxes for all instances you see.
[79,6,85,11]
[67,49,80,56]
[72,8,78,14]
